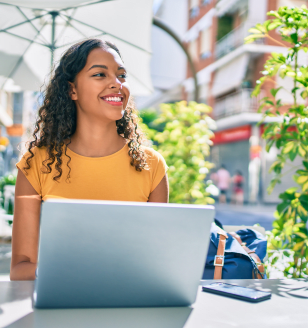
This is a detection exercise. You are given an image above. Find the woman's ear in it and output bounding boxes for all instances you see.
[68,82,78,100]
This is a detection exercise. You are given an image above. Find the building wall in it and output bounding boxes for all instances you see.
[135,0,188,110]
[185,0,307,203]
[186,0,216,79]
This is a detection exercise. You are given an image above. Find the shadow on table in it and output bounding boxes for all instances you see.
[5,306,193,328]
[2,281,192,328]
[0,282,34,304]
[201,279,308,299]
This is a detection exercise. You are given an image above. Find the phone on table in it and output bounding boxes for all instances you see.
[202,283,271,302]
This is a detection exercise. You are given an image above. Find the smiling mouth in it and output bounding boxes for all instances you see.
[101,96,124,106]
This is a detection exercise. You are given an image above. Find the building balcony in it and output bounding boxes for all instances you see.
[213,88,264,119]
[215,20,264,59]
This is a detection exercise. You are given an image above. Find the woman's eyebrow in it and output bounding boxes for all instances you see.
[88,64,126,71]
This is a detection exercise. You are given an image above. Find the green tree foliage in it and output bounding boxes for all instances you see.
[141,101,216,204]
[139,108,165,132]
[245,5,308,278]
[0,173,16,216]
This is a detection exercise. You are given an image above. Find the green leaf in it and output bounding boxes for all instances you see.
[293,241,305,252]
[303,181,308,191]
[268,21,282,30]
[286,71,296,77]
[277,202,289,214]
[283,250,291,257]
[282,141,295,154]
[266,139,275,152]
[301,90,308,99]
[271,256,279,265]
[191,189,204,199]
[244,34,265,43]
[270,87,283,98]
[294,232,307,239]
[289,146,298,161]
[269,161,280,173]
[298,145,306,157]
[290,33,298,45]
[299,194,308,203]
[285,187,298,194]
[296,170,308,176]
[297,175,308,184]
[248,27,264,34]
[255,23,267,33]
[303,161,308,170]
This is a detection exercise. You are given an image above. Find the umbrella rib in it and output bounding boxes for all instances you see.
[16,6,49,44]
[0,13,47,33]
[61,14,151,54]
[55,11,88,45]
[1,21,49,90]
[0,2,49,11]
[2,30,50,48]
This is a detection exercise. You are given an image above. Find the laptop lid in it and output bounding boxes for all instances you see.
[34,200,214,308]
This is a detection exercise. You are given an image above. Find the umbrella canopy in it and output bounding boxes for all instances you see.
[0,0,154,96]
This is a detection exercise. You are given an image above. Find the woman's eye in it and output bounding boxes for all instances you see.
[119,73,127,79]
[93,73,106,77]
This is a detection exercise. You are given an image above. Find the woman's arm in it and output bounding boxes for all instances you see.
[10,169,41,280]
[148,174,169,203]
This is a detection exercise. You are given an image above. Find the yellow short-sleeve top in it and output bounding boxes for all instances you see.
[16,144,168,202]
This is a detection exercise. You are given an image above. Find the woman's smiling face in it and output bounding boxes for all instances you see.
[70,47,130,122]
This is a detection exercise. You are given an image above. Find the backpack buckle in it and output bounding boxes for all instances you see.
[214,255,224,267]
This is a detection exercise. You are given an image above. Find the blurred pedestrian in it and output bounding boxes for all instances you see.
[216,165,230,203]
[232,170,244,205]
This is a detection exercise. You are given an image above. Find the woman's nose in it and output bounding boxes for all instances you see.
[109,76,122,89]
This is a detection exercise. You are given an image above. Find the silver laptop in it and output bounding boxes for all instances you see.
[34,199,214,308]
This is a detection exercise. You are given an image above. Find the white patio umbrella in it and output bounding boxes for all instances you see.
[0,0,154,96]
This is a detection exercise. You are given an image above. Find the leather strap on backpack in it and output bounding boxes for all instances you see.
[229,232,265,279]
[213,228,228,280]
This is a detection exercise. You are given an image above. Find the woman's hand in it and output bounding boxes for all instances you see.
[10,169,41,280]
[148,174,169,203]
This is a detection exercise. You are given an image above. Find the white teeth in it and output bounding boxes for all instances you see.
[104,97,122,102]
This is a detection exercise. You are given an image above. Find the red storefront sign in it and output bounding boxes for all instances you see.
[212,125,251,145]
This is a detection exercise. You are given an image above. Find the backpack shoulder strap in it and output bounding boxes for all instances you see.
[214,228,228,280]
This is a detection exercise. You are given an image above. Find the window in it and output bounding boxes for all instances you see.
[217,15,233,41]
[200,27,212,59]
[190,7,199,18]
[189,39,198,62]
[202,0,212,6]
[190,0,199,18]
[190,0,199,9]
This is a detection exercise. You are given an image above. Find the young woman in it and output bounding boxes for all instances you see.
[10,39,169,281]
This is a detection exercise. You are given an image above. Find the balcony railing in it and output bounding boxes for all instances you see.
[213,88,264,119]
[215,20,264,59]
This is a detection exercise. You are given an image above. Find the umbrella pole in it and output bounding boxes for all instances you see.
[153,17,199,102]
[50,11,58,68]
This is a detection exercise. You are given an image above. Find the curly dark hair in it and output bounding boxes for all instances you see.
[24,38,148,181]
